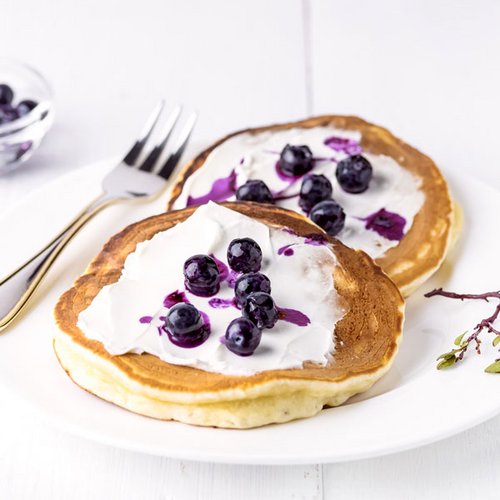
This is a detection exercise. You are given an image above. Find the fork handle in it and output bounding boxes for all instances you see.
[0,193,119,332]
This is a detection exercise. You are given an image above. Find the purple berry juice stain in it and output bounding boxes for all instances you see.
[186,168,237,206]
[277,244,295,256]
[304,233,328,246]
[227,270,239,288]
[363,208,406,241]
[323,136,362,155]
[210,253,228,281]
[272,161,308,200]
[208,297,238,309]
[210,253,239,288]
[163,290,190,308]
[139,315,153,324]
[278,307,311,327]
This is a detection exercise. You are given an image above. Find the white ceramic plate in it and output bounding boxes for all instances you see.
[0,160,499,465]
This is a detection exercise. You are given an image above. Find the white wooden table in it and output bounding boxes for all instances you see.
[1,1,499,498]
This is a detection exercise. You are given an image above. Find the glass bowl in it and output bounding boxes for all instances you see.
[0,59,54,174]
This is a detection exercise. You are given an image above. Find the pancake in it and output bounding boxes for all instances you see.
[167,115,457,297]
[54,202,404,429]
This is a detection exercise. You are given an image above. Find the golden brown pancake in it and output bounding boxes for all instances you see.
[167,116,457,296]
[54,202,404,429]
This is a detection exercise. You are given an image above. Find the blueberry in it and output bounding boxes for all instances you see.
[227,238,262,273]
[335,155,373,193]
[183,254,220,297]
[299,174,333,213]
[236,179,274,204]
[165,303,209,347]
[223,317,262,356]
[17,99,38,116]
[309,199,345,236]
[279,144,314,177]
[234,272,271,306]
[0,104,19,124]
[242,291,278,329]
[0,84,14,105]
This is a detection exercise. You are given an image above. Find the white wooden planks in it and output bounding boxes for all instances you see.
[310,0,500,188]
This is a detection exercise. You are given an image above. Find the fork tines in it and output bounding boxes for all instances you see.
[124,102,197,181]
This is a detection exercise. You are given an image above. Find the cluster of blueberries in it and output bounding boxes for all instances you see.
[0,83,38,125]
[165,237,277,356]
[235,144,373,237]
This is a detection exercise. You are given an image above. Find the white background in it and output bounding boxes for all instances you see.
[1,0,500,498]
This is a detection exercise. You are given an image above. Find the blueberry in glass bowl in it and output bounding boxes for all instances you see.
[0,59,54,174]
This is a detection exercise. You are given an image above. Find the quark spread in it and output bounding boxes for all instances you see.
[173,127,425,259]
[78,203,343,376]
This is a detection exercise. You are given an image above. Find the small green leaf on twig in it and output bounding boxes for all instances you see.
[425,288,500,373]
[485,360,500,373]
[437,356,457,369]
[437,351,458,361]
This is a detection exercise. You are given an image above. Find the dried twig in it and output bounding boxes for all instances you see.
[424,288,500,372]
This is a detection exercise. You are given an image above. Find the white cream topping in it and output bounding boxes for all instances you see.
[77,203,343,376]
[173,127,425,259]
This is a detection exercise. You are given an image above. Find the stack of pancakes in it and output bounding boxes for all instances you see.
[54,116,458,428]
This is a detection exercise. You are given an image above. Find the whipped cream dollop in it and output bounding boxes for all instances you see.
[173,126,425,259]
[78,203,343,376]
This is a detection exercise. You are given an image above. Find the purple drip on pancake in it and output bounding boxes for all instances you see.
[363,208,406,241]
[278,307,310,327]
[163,290,190,308]
[208,297,238,309]
[210,254,239,288]
[186,168,237,206]
[324,136,362,155]
[304,233,328,246]
[278,244,295,256]
[275,161,305,183]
